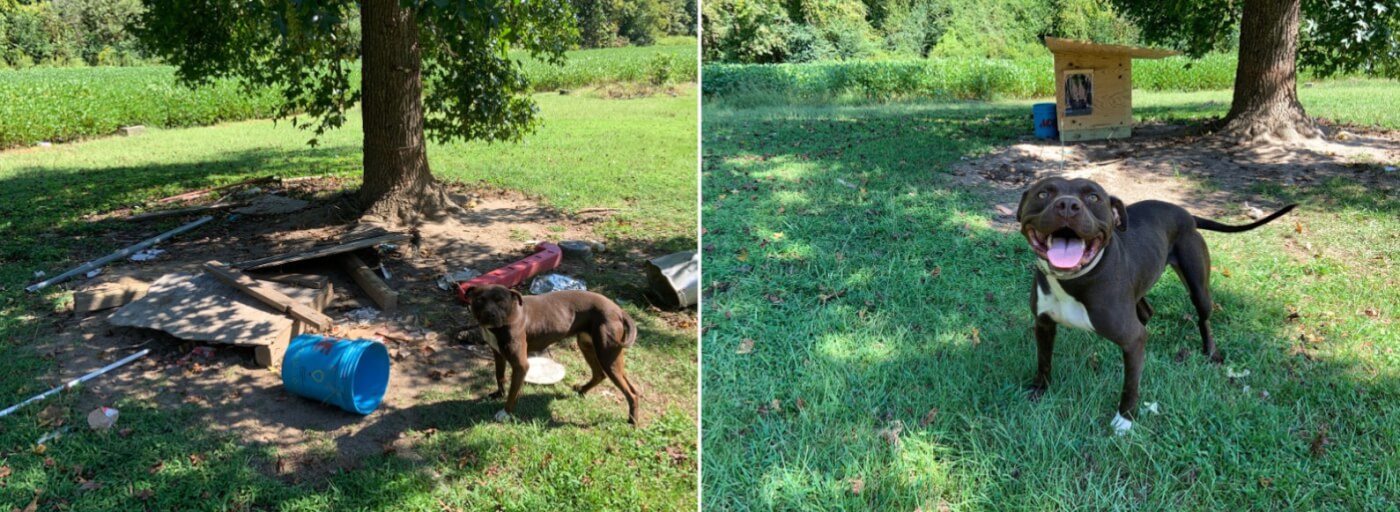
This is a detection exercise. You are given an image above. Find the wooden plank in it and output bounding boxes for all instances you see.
[1061,126,1133,142]
[1053,52,1134,132]
[202,261,334,330]
[339,254,399,313]
[155,176,277,204]
[234,233,410,270]
[126,202,243,222]
[251,272,330,289]
[74,277,150,315]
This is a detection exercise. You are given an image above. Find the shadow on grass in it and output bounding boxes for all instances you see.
[700,100,1400,509]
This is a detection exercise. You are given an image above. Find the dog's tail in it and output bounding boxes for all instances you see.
[1194,204,1297,233]
[617,311,639,348]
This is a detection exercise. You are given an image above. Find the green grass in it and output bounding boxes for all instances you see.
[701,54,1385,107]
[0,37,698,149]
[700,83,1400,509]
[0,88,697,510]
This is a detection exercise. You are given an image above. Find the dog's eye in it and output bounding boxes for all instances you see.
[1087,194,1100,202]
[1037,191,1048,199]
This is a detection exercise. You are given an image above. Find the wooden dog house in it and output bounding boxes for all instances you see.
[1044,37,1179,142]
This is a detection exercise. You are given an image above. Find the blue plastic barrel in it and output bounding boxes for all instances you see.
[281,334,390,414]
[1033,103,1058,139]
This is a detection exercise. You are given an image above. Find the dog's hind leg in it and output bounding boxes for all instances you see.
[597,345,640,425]
[1136,298,1154,325]
[1171,232,1222,363]
[573,334,608,396]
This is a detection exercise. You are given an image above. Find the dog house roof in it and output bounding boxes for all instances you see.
[1043,37,1180,59]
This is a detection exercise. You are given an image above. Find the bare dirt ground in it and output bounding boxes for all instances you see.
[954,121,1400,231]
[35,178,694,480]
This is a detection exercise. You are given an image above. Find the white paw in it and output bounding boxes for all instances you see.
[494,409,513,423]
[1111,413,1133,435]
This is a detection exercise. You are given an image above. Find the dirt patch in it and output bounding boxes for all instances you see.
[955,121,1400,231]
[32,178,691,479]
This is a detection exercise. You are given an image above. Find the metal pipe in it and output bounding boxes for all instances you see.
[26,216,213,293]
[0,348,151,418]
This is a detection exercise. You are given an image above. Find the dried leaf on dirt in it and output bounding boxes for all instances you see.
[0,466,9,479]
[1310,425,1330,458]
[920,408,939,427]
[148,461,164,475]
[37,404,65,427]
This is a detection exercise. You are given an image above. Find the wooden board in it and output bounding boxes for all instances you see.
[234,233,410,270]
[1061,126,1133,142]
[108,273,330,367]
[1054,52,1133,134]
[75,277,150,315]
[339,254,399,313]
[203,262,334,330]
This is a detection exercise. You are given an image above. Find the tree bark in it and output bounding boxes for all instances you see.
[1219,0,1320,144]
[359,0,458,226]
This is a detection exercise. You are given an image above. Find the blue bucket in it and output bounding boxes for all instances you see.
[1033,102,1058,139]
[281,334,390,415]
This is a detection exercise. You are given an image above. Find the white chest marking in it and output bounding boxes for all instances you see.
[482,327,501,352]
[1036,274,1095,332]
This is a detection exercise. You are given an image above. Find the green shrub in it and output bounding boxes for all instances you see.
[702,55,1248,103]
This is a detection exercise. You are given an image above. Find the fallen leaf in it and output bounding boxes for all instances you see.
[930,267,942,278]
[736,248,749,262]
[21,489,41,512]
[736,339,754,354]
[1295,220,1303,234]
[1221,267,1232,278]
[920,408,939,427]
[429,370,444,380]
[877,420,904,449]
[0,466,10,479]
[79,480,103,491]
[970,327,981,346]
[37,404,65,428]
[772,232,784,240]
[1258,477,1273,488]
[43,458,54,468]
[819,290,847,305]
[1363,307,1379,319]
[1310,425,1329,458]
[134,488,154,500]
[189,453,206,466]
[849,477,865,495]
[795,398,805,411]
[148,462,164,475]
[117,428,133,438]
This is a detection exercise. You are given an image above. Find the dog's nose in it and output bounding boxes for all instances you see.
[1053,196,1083,218]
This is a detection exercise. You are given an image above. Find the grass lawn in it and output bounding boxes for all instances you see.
[700,80,1400,509]
[0,87,697,510]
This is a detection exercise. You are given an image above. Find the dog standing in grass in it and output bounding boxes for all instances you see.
[465,284,641,425]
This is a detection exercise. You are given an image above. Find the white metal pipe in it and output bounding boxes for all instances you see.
[26,215,213,293]
[0,348,151,418]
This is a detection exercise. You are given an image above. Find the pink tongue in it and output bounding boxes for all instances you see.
[1047,237,1086,269]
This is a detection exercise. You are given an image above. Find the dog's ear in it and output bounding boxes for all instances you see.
[1110,196,1128,232]
[1015,189,1030,219]
[509,289,524,306]
[464,286,480,305]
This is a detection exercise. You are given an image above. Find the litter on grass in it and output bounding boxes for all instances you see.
[524,356,567,385]
[437,268,483,290]
[129,249,165,262]
[529,273,586,294]
[344,307,380,326]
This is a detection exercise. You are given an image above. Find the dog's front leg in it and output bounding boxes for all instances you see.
[503,351,529,419]
[1029,314,1057,399]
[1111,328,1147,435]
[489,350,507,399]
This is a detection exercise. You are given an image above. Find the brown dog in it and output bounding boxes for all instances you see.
[465,284,640,424]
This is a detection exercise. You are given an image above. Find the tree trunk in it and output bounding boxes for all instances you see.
[359,0,458,226]
[1218,0,1320,144]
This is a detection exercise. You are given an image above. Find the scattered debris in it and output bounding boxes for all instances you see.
[85,268,103,279]
[437,268,482,291]
[456,242,563,300]
[1144,402,1160,415]
[559,240,594,261]
[646,251,699,308]
[38,141,52,147]
[74,277,150,315]
[344,307,381,326]
[530,273,587,294]
[203,261,334,330]
[736,339,754,354]
[26,215,213,293]
[235,232,411,270]
[0,349,151,418]
[1226,367,1251,379]
[108,272,329,368]
[36,427,70,446]
[86,407,119,431]
[876,419,904,449]
[155,176,277,205]
[118,125,145,137]
[524,357,567,385]
[233,195,310,216]
[836,177,859,189]
[1243,202,1265,220]
[254,272,330,289]
[340,254,399,313]
[33,270,45,278]
[126,202,242,222]
[129,249,165,262]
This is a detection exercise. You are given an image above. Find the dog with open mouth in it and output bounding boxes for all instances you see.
[1016,177,1295,435]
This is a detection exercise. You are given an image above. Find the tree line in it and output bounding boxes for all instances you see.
[0,0,695,69]
[702,0,1157,64]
